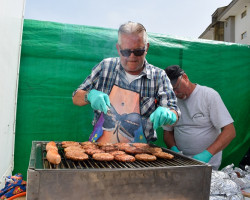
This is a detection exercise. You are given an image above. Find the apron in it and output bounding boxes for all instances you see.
[89,84,147,143]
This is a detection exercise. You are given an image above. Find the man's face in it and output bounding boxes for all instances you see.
[173,75,187,99]
[116,33,148,75]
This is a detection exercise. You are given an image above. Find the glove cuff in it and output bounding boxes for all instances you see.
[204,150,213,159]
[170,146,180,152]
[87,89,97,103]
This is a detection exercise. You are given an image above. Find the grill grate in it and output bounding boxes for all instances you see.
[41,142,202,170]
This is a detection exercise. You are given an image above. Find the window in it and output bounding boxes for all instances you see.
[241,32,247,40]
[241,10,247,18]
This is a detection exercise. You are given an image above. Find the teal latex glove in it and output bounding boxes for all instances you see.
[170,146,180,153]
[87,89,111,114]
[150,107,177,130]
[193,150,213,163]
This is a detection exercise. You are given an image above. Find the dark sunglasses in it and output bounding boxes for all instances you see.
[120,48,145,57]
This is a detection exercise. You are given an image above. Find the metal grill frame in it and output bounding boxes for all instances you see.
[27,141,212,200]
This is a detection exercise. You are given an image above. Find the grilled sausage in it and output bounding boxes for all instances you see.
[46,149,61,164]
[46,141,58,152]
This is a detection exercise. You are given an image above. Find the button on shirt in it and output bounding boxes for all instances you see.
[73,57,180,142]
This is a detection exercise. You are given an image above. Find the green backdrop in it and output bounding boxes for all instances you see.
[14,19,250,180]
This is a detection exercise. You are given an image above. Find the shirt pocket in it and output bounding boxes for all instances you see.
[192,112,210,126]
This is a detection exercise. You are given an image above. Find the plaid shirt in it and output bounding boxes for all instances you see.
[73,57,180,142]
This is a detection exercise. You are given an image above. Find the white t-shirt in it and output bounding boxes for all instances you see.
[125,71,139,84]
[125,67,146,84]
[163,84,234,170]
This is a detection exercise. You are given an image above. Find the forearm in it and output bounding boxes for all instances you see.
[163,130,176,148]
[72,89,89,106]
[207,123,236,155]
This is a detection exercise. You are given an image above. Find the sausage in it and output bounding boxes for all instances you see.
[46,141,58,152]
[46,149,61,164]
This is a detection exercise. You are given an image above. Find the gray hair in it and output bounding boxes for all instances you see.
[118,21,148,45]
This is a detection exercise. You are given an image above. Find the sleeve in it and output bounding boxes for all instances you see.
[158,70,181,118]
[162,125,174,131]
[72,61,103,97]
[207,89,234,129]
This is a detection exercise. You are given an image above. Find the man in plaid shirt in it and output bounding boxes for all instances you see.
[73,21,180,143]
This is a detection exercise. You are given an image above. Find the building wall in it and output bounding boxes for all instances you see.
[199,1,250,45]
[0,0,25,189]
[224,16,235,43]
[235,3,250,44]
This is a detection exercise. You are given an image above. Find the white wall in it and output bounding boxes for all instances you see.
[0,0,26,189]
[235,3,250,44]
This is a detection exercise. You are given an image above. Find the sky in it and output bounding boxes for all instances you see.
[24,0,233,39]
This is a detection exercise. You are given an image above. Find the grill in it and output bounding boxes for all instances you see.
[27,141,212,200]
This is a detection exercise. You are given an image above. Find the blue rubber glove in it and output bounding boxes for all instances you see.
[87,89,111,114]
[193,150,213,163]
[170,146,180,153]
[150,107,177,130]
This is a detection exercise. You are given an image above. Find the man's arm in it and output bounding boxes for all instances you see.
[73,89,111,114]
[72,90,89,106]
[163,130,176,148]
[207,123,236,155]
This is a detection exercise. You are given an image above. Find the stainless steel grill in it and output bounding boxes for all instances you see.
[27,141,212,200]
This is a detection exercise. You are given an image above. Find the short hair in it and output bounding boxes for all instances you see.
[118,21,148,45]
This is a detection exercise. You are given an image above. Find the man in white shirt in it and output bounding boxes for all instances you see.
[163,65,236,170]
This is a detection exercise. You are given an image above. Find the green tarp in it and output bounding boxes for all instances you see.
[14,19,250,179]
